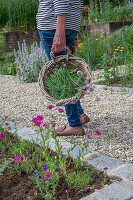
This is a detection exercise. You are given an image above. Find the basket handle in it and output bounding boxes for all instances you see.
[50,47,71,62]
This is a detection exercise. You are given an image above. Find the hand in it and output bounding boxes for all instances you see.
[51,30,66,53]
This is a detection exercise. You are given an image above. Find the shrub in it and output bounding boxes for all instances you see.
[76,24,133,69]
[0,33,5,58]
[14,40,48,83]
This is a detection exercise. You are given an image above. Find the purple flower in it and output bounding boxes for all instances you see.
[47,105,55,109]
[0,133,5,140]
[95,130,102,135]
[55,168,60,172]
[34,172,38,177]
[8,127,11,130]
[104,167,108,171]
[42,164,48,171]
[58,108,64,113]
[5,123,10,126]
[4,116,8,118]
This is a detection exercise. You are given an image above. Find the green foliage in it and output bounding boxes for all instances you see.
[0,160,11,175]
[44,64,86,100]
[83,0,125,6]
[0,114,110,200]
[87,0,133,24]
[76,24,133,87]
[0,1,8,28]
[9,140,34,156]
[0,32,5,58]
[65,170,91,188]
[0,52,16,75]
[77,25,133,67]
[0,0,38,30]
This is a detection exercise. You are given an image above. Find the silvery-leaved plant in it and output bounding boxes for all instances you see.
[14,40,48,83]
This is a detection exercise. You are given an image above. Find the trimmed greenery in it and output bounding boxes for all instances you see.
[44,63,86,100]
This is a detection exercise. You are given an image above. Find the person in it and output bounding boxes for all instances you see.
[36,0,90,136]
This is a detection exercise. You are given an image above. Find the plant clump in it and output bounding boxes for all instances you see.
[44,62,91,100]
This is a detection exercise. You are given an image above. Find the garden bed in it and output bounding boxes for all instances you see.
[0,130,112,200]
[95,76,133,88]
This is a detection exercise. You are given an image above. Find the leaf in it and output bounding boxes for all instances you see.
[0,160,11,175]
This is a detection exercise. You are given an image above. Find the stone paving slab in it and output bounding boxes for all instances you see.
[120,180,133,190]
[80,182,133,200]
[85,154,124,172]
[93,84,133,92]
[107,164,133,181]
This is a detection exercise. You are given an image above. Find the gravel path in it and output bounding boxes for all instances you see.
[0,74,133,163]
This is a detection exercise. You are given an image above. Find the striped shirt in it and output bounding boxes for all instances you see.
[36,0,83,32]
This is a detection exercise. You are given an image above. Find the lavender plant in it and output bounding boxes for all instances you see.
[14,40,48,83]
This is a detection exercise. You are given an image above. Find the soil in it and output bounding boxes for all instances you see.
[0,132,113,200]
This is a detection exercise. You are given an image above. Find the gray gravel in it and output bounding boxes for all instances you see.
[0,74,133,163]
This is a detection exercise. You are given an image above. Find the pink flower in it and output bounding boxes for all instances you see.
[87,134,91,139]
[8,127,11,130]
[93,1,96,3]
[51,122,56,127]
[4,116,8,118]
[36,115,43,121]
[44,172,52,180]
[14,156,22,162]
[32,117,42,127]
[95,130,102,135]
[47,105,55,109]
[5,122,10,126]
[58,108,64,113]
[42,122,49,129]
[0,133,5,140]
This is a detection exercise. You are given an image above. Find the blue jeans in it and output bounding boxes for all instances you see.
[38,29,84,127]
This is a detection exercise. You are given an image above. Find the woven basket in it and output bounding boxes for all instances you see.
[38,48,92,106]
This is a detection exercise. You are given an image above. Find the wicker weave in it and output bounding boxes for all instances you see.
[38,48,92,106]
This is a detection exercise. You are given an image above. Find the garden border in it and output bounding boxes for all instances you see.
[2,121,133,200]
